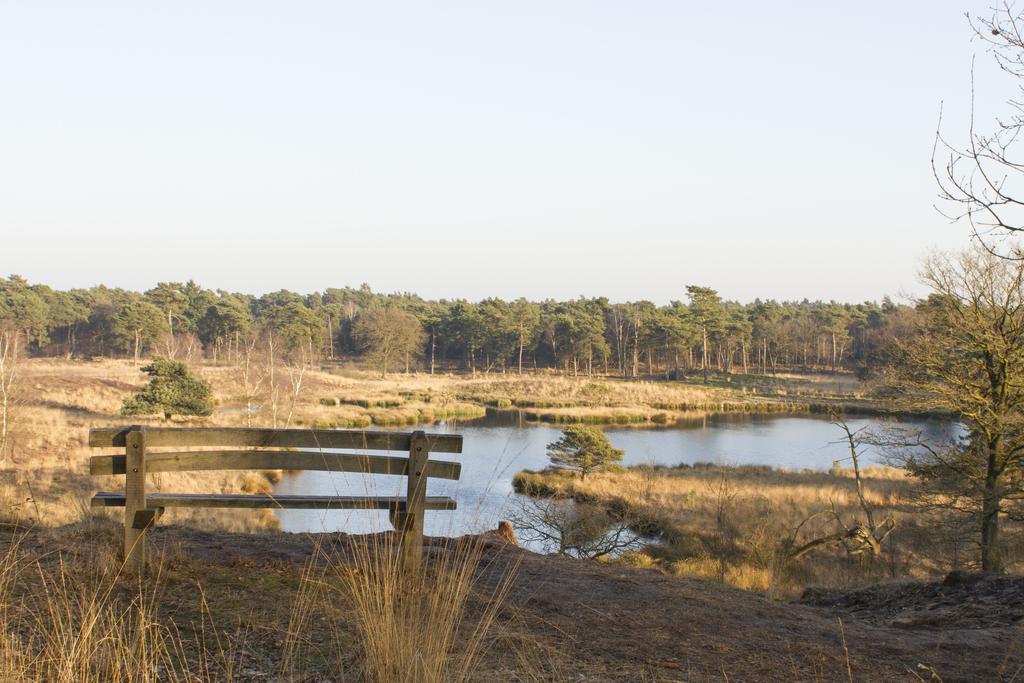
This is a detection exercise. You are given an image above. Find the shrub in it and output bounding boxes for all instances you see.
[121,357,213,419]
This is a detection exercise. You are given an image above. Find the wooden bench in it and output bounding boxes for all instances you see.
[88,426,463,573]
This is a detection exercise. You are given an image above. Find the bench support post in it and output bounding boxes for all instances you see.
[402,430,429,574]
[124,428,147,573]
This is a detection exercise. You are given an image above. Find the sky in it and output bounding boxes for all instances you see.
[0,1,1012,304]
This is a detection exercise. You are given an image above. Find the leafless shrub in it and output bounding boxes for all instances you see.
[509,495,643,560]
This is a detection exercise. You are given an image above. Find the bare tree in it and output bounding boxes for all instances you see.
[253,328,312,429]
[884,247,1024,572]
[788,420,895,562]
[509,495,643,560]
[239,331,267,428]
[934,4,1024,256]
[0,325,21,461]
[266,331,281,428]
[281,343,309,429]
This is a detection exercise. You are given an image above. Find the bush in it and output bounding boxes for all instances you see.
[319,397,338,406]
[121,357,213,419]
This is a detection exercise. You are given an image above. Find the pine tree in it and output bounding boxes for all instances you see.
[121,357,213,419]
[546,426,624,480]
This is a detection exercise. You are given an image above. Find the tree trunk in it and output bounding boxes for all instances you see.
[981,440,1003,572]
[701,324,708,385]
[831,331,837,374]
[632,320,640,379]
[518,332,524,376]
[430,328,436,374]
[327,315,334,359]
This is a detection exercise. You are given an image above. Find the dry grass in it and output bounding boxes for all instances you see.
[0,357,994,680]
[6,359,860,477]
[0,508,1010,681]
[514,463,978,597]
[0,525,197,682]
[0,510,519,682]
[335,534,518,683]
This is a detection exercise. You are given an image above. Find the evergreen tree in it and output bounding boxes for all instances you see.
[546,426,624,480]
[112,299,167,364]
[121,357,214,419]
[686,285,724,384]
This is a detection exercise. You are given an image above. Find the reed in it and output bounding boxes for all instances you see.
[334,533,518,683]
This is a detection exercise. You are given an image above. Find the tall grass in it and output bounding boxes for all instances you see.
[335,533,518,683]
[0,529,195,682]
[0,518,518,681]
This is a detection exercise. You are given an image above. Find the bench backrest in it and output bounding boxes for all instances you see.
[89,426,464,573]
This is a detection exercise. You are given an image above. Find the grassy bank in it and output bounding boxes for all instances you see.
[512,463,1019,597]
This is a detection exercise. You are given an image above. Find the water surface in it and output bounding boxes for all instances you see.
[273,411,959,537]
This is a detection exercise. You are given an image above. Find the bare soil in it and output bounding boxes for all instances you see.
[11,520,1015,682]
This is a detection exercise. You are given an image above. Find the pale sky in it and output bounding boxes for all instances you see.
[0,1,1009,303]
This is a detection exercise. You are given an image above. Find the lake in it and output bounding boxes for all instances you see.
[272,411,959,537]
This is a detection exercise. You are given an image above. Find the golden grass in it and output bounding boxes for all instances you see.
[0,511,519,682]
[335,534,518,683]
[0,527,197,683]
[8,359,862,474]
[514,463,972,597]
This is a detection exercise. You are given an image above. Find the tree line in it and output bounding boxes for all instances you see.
[0,276,915,378]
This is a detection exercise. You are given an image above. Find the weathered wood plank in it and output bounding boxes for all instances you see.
[91,491,457,510]
[89,427,463,453]
[132,507,164,530]
[402,430,430,573]
[90,451,461,480]
[124,430,146,573]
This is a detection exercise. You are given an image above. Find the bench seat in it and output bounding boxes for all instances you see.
[91,491,457,510]
[91,426,460,573]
